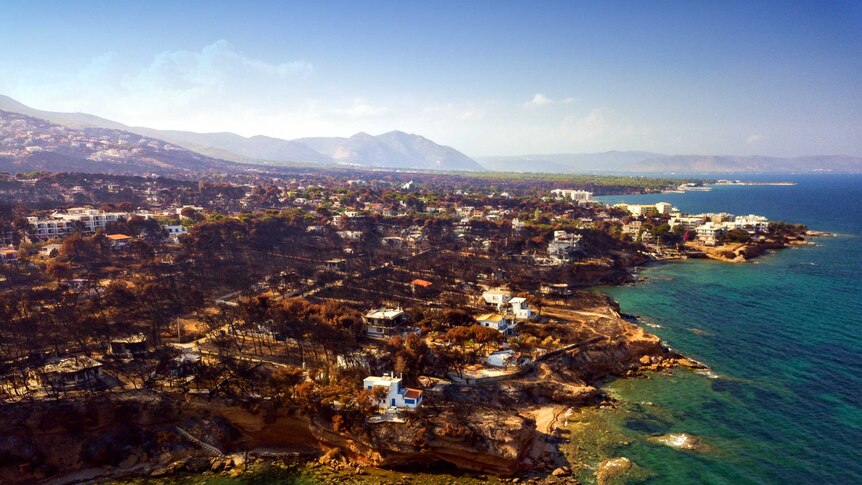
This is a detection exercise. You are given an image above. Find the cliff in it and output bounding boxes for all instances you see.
[0,391,535,483]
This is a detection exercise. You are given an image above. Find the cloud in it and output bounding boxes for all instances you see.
[334,98,389,118]
[523,93,579,109]
[2,40,315,125]
[746,134,767,145]
[561,107,620,141]
[524,93,554,108]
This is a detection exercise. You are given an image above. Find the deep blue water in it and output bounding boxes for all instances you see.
[594,174,862,484]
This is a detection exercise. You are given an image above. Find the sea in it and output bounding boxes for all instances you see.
[590,173,862,484]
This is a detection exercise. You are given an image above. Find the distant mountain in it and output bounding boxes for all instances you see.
[304,130,484,170]
[478,151,663,173]
[635,154,862,173]
[131,128,334,165]
[0,110,245,175]
[479,151,862,174]
[0,95,484,171]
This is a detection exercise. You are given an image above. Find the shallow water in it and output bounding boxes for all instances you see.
[592,174,862,484]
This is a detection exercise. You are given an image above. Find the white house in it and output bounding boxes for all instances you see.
[509,297,535,321]
[363,308,419,338]
[548,231,582,263]
[106,233,132,249]
[482,289,511,309]
[475,313,517,336]
[163,225,188,243]
[363,373,423,409]
[39,243,62,258]
[511,218,526,230]
[486,349,522,368]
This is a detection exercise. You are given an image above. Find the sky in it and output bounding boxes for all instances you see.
[0,1,860,157]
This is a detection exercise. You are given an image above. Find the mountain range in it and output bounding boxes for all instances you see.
[1,94,860,175]
[0,110,245,175]
[478,152,862,174]
[0,95,484,171]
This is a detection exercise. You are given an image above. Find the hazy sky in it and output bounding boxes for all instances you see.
[1,1,860,157]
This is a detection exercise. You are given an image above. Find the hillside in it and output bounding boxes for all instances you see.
[0,110,245,175]
[0,95,484,171]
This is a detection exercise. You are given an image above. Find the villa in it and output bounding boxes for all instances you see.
[475,313,517,336]
[363,373,423,409]
[509,297,535,321]
[106,233,132,249]
[482,288,511,309]
[363,308,419,338]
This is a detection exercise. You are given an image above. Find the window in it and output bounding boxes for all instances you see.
[405,398,414,404]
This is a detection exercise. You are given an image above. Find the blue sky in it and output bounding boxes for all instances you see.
[1,1,860,156]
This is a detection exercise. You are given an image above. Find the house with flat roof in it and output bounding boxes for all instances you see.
[0,248,18,263]
[163,225,188,243]
[475,313,517,336]
[509,297,535,321]
[363,308,419,338]
[39,355,103,390]
[482,289,511,309]
[109,334,149,358]
[363,373,423,409]
[106,233,132,249]
[486,349,523,368]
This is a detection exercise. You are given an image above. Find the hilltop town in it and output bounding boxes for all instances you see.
[0,169,811,483]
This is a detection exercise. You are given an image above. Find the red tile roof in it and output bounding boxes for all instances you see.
[404,388,423,400]
[411,279,432,288]
[106,234,131,240]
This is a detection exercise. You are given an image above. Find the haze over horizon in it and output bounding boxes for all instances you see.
[1,0,860,158]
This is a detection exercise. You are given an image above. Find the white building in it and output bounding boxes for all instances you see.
[509,297,535,321]
[548,231,582,263]
[474,313,517,336]
[654,202,673,215]
[695,222,727,246]
[363,308,419,338]
[670,215,708,231]
[625,204,658,217]
[486,349,522,368]
[163,225,188,243]
[482,289,511,309]
[621,220,643,237]
[28,208,130,239]
[363,373,423,409]
[511,218,526,230]
[551,189,592,202]
[733,214,769,233]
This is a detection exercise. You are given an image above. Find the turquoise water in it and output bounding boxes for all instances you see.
[595,174,862,484]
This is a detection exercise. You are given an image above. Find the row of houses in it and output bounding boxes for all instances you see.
[363,289,537,339]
